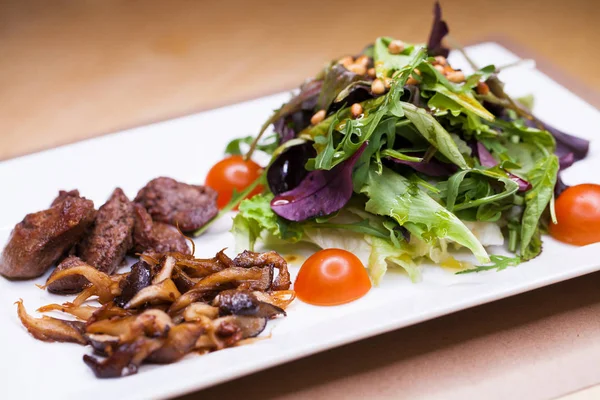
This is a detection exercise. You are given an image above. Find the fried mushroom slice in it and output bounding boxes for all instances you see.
[214,290,286,319]
[233,250,291,290]
[253,290,297,310]
[183,302,219,321]
[46,256,93,295]
[174,249,232,278]
[43,263,118,304]
[146,323,205,364]
[16,300,87,344]
[86,334,120,356]
[198,316,268,350]
[37,302,99,321]
[152,255,177,284]
[83,337,164,378]
[124,278,181,309]
[168,266,273,315]
[113,261,152,308]
[171,266,198,293]
[86,309,173,342]
[86,302,133,325]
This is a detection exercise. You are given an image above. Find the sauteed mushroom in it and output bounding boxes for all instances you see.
[15,248,294,378]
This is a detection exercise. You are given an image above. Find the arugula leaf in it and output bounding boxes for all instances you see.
[428,93,463,117]
[352,117,397,190]
[361,166,490,263]
[520,155,559,259]
[305,49,428,173]
[225,134,278,156]
[461,65,496,92]
[313,112,341,170]
[381,148,423,162]
[456,255,521,274]
[401,102,469,169]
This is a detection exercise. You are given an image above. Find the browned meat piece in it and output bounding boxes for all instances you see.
[134,177,218,232]
[131,204,190,255]
[51,189,81,207]
[0,195,96,279]
[46,256,91,294]
[79,188,135,275]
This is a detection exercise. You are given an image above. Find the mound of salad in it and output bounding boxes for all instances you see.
[222,3,590,283]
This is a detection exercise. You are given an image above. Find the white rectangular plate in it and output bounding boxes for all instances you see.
[1,43,599,400]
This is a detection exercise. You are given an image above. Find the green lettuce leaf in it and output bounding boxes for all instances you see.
[360,166,490,263]
[520,155,559,259]
[368,236,419,284]
[231,193,279,252]
[400,102,469,169]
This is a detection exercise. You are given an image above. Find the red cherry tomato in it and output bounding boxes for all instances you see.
[294,249,371,306]
[205,156,263,209]
[549,184,600,246]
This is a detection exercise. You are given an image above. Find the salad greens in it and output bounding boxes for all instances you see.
[224,2,589,282]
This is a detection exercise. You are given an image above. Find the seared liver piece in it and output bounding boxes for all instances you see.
[79,188,135,275]
[46,256,92,294]
[51,189,81,207]
[132,204,190,255]
[134,177,218,232]
[0,195,96,279]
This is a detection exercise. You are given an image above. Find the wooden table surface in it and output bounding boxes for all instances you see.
[2,1,600,399]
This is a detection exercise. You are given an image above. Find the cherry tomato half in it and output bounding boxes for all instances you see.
[294,249,371,306]
[549,184,600,246]
[205,155,264,209]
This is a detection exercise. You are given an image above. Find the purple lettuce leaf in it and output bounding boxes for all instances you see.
[273,118,296,144]
[524,118,589,164]
[476,142,497,168]
[329,84,374,113]
[267,142,316,196]
[272,80,323,143]
[427,2,450,58]
[271,144,367,221]
[559,152,575,170]
[402,85,426,108]
[555,173,569,196]
[317,64,363,112]
[387,153,455,177]
[476,142,531,192]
